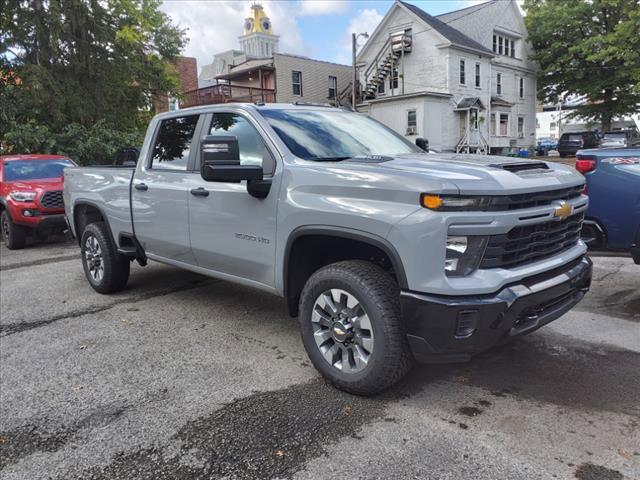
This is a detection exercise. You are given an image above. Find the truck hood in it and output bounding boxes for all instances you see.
[4,178,64,192]
[355,153,584,195]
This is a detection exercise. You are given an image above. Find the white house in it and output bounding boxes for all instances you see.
[356,0,537,155]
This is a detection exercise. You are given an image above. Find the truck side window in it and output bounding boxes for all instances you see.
[209,113,275,175]
[151,115,199,171]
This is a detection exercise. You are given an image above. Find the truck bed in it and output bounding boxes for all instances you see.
[63,166,135,241]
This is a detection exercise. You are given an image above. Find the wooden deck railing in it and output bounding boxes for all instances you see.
[181,84,276,107]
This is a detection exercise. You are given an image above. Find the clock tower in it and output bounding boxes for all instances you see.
[239,3,279,57]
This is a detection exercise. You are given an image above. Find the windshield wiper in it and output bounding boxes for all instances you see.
[310,156,352,162]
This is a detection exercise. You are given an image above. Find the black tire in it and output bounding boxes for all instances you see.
[298,260,413,395]
[559,152,567,158]
[1,210,27,250]
[80,222,130,294]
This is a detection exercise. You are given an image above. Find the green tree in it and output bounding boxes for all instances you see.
[524,0,640,131]
[0,0,186,148]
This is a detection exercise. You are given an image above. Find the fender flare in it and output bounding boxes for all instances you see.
[282,225,409,298]
[71,200,117,246]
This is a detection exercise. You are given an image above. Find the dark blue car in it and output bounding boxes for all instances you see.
[576,148,640,264]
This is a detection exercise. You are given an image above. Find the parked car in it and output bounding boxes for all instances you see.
[114,147,141,166]
[576,148,640,264]
[557,131,600,157]
[599,131,640,149]
[535,137,557,156]
[1,154,76,249]
[64,104,592,395]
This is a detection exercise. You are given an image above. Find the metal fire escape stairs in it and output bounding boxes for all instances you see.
[362,33,412,100]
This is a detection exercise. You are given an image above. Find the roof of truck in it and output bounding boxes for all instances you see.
[153,102,348,122]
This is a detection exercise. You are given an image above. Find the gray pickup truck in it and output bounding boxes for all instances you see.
[64,104,592,395]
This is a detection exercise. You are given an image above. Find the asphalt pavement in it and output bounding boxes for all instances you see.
[1,239,638,480]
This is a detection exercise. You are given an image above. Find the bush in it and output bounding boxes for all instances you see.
[1,120,144,165]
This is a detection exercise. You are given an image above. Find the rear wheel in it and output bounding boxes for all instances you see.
[1,210,27,250]
[81,222,130,293]
[298,260,413,395]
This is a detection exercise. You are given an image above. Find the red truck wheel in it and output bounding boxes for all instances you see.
[1,210,27,250]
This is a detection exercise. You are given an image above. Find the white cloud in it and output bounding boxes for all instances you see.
[334,8,383,65]
[161,1,307,75]
[297,0,348,16]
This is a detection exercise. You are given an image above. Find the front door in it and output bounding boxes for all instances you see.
[132,113,202,264]
[187,110,280,288]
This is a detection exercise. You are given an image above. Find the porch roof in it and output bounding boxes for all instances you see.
[215,58,274,80]
[454,97,485,110]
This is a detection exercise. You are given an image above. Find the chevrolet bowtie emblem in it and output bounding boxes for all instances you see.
[554,201,573,220]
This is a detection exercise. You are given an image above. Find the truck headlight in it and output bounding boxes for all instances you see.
[421,194,494,211]
[9,191,37,202]
[445,236,488,277]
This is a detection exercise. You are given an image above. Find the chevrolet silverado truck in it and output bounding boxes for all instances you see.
[64,104,592,395]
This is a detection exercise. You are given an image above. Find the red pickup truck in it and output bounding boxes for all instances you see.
[0,154,76,249]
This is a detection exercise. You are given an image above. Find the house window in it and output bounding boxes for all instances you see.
[377,79,385,94]
[493,33,517,57]
[459,59,466,85]
[407,109,417,134]
[390,65,399,89]
[292,71,302,96]
[518,117,525,137]
[490,113,496,135]
[519,77,525,99]
[475,63,481,88]
[550,122,557,129]
[496,73,502,95]
[328,76,337,100]
[499,113,509,136]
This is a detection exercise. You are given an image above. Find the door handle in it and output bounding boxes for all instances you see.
[190,187,210,197]
[134,183,148,191]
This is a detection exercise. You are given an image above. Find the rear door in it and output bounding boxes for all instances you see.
[132,113,204,263]
[186,109,281,288]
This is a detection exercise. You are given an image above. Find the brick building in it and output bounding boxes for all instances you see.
[154,56,198,113]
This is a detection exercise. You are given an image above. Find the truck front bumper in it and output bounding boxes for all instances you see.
[401,255,592,363]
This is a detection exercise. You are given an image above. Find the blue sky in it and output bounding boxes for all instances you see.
[161,1,487,71]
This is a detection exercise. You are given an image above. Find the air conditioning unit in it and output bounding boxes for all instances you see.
[406,126,417,135]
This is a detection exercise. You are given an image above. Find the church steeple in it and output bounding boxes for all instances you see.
[239,3,279,57]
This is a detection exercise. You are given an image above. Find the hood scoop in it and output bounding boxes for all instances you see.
[491,162,550,173]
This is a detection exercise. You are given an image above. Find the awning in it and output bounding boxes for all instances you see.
[491,96,514,107]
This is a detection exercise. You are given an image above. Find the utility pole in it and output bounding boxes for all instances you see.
[352,32,369,110]
[352,33,357,109]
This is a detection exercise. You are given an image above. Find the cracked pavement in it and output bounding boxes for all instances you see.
[1,240,639,480]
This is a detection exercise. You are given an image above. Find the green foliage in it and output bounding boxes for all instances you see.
[524,0,640,130]
[0,0,186,158]
[2,120,144,165]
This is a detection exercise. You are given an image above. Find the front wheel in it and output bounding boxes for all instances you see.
[1,210,27,250]
[298,260,413,395]
[81,222,130,293]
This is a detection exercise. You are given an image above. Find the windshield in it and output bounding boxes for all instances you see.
[260,109,422,160]
[603,133,625,141]
[3,159,74,181]
[564,134,583,142]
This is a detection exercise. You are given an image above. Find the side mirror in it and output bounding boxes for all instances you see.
[416,137,429,152]
[200,135,271,198]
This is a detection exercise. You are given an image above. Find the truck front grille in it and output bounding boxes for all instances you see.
[40,190,64,209]
[492,186,583,211]
[480,213,584,269]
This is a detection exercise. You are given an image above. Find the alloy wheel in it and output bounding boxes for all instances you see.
[311,289,374,373]
[84,235,104,282]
